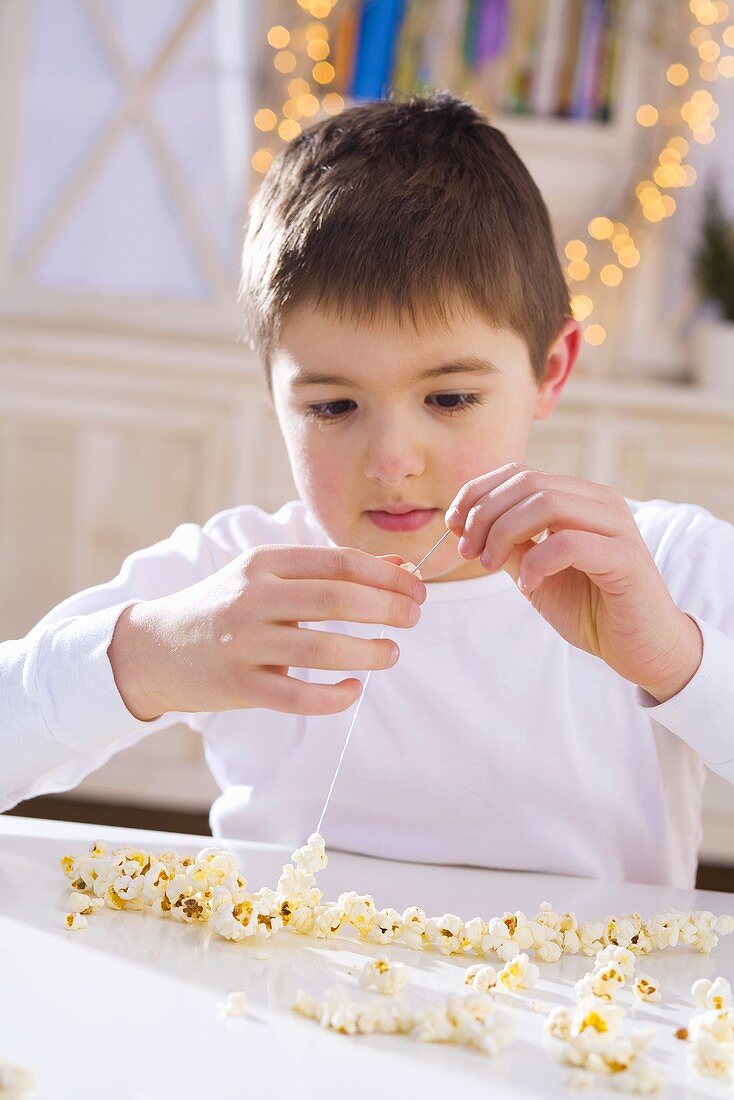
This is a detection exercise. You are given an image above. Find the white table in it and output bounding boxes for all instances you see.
[1,816,732,1099]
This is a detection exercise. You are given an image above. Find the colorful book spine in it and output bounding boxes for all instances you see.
[529,0,569,116]
[571,0,607,119]
[336,0,618,122]
[595,0,621,120]
[503,0,543,113]
[350,0,408,99]
[556,0,584,116]
[332,7,359,96]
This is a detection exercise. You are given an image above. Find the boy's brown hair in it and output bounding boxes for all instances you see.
[240,92,570,381]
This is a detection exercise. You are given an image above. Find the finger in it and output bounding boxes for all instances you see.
[259,625,400,672]
[275,578,421,629]
[253,671,364,716]
[478,491,627,572]
[517,530,634,594]
[445,463,529,533]
[446,465,627,539]
[262,544,426,604]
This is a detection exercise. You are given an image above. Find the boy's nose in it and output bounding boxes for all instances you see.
[363,431,426,486]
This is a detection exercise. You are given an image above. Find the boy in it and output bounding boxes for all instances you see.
[2,94,733,891]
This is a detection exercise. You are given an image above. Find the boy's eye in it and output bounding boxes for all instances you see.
[426,392,481,414]
[305,399,357,421]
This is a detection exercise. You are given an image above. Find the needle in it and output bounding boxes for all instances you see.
[408,527,453,574]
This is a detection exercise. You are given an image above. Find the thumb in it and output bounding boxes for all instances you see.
[378,554,408,566]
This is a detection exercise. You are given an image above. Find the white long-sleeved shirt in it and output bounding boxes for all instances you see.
[2,498,734,889]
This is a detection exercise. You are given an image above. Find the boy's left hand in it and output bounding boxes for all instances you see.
[446,464,703,703]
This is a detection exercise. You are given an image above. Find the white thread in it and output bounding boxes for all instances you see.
[313,535,448,838]
[315,626,387,836]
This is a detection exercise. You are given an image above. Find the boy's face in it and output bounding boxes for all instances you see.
[271,302,573,581]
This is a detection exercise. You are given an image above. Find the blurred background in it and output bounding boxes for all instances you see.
[1,0,733,886]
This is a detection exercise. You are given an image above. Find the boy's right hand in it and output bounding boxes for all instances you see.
[107,545,426,721]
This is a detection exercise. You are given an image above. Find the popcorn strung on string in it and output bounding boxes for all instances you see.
[294,985,512,1055]
[59,837,734,972]
[414,991,513,1056]
[293,987,413,1037]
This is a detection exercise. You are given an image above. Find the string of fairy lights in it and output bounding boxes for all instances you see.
[252,0,734,349]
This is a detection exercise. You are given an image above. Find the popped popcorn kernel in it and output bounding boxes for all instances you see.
[293,989,319,1020]
[399,561,422,580]
[0,1059,36,1099]
[221,991,247,1018]
[688,1032,733,1080]
[633,975,661,1004]
[464,963,498,992]
[544,1006,572,1041]
[359,956,408,996]
[64,912,87,931]
[414,991,513,1056]
[498,952,539,991]
[615,1057,664,1094]
[692,976,731,1011]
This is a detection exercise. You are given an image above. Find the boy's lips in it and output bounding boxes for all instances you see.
[365,507,439,532]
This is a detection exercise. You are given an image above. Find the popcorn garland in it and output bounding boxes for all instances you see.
[294,986,414,1037]
[61,834,734,964]
[59,833,734,1089]
[295,985,513,1055]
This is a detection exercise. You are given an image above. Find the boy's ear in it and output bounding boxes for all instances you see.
[533,318,581,420]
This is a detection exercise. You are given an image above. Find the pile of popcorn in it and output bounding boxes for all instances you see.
[60,832,734,1090]
[688,975,734,1080]
[544,945,664,1093]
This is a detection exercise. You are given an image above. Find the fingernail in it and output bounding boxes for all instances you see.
[457,537,471,557]
[445,506,459,525]
[416,583,427,604]
[480,551,492,570]
[518,576,531,595]
[389,641,400,664]
[409,603,421,625]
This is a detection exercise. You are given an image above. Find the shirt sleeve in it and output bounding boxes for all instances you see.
[0,520,231,811]
[636,505,734,783]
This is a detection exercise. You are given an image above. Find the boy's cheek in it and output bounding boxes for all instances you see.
[294,448,354,530]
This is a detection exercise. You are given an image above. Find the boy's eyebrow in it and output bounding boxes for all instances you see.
[290,357,500,388]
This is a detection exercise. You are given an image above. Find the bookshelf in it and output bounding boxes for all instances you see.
[260,1,662,242]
